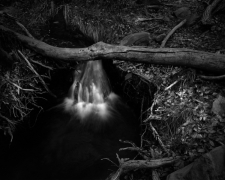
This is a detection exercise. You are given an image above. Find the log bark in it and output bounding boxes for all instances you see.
[1,25,225,73]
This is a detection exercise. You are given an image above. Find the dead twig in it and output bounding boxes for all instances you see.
[2,12,34,38]
[160,19,187,48]
[0,114,15,142]
[201,0,222,24]
[107,156,180,180]
[149,122,170,156]
[119,140,150,159]
[30,59,54,70]
[135,17,164,23]
[7,80,36,93]
[199,74,225,80]
[165,80,178,91]
[17,50,55,97]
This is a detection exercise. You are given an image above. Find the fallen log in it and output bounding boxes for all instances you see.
[1,25,225,73]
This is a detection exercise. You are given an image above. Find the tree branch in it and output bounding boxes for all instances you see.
[1,25,225,73]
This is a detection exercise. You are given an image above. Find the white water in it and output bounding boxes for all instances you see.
[63,60,118,124]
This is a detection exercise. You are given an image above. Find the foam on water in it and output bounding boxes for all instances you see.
[62,60,119,125]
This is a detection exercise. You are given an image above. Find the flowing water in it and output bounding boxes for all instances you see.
[4,60,139,180]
